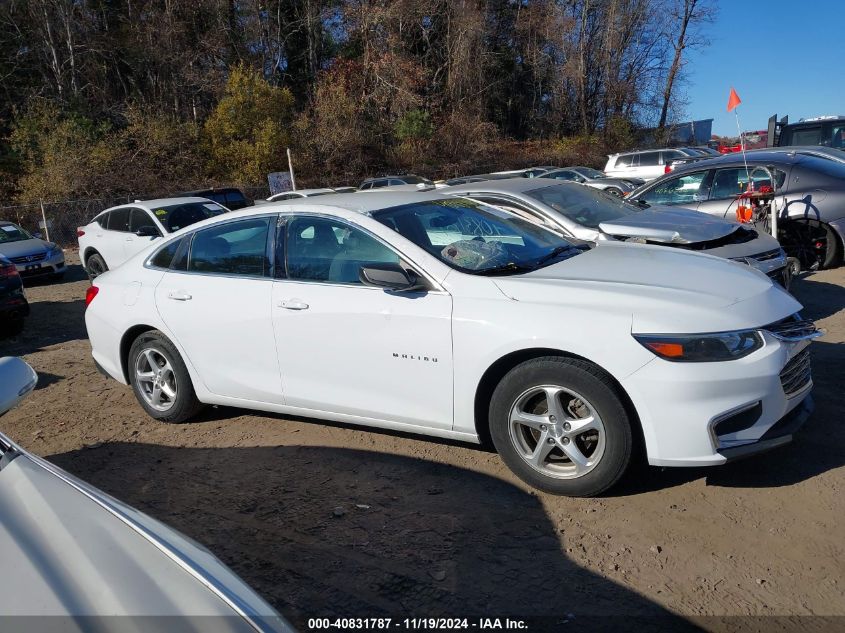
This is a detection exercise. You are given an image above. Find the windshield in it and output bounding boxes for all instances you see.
[0,223,33,243]
[525,184,635,228]
[372,198,580,275]
[573,167,606,179]
[152,201,227,233]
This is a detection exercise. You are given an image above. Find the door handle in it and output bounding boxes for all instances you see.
[167,291,193,301]
[278,299,309,310]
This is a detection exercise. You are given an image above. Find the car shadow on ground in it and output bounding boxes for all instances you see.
[48,443,700,632]
[0,299,87,355]
[790,275,845,321]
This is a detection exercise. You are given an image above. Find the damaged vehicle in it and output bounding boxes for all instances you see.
[446,178,790,287]
[0,356,290,632]
[538,166,644,197]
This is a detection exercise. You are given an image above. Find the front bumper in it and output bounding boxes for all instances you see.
[11,252,66,279]
[622,334,815,467]
[718,394,813,461]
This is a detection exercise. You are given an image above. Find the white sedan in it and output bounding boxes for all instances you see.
[84,192,821,496]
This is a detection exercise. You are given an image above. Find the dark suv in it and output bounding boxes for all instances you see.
[178,187,253,210]
[770,115,845,149]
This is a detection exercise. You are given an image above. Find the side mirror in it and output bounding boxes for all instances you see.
[0,357,38,416]
[135,225,161,238]
[359,263,428,292]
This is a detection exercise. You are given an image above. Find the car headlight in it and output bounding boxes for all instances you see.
[633,330,763,362]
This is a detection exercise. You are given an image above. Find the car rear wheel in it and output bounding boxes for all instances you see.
[780,220,842,270]
[489,357,633,497]
[85,253,108,280]
[128,331,204,423]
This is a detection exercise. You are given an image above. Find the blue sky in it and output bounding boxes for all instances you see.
[684,0,845,136]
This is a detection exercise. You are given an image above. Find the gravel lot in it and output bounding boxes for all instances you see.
[2,251,844,631]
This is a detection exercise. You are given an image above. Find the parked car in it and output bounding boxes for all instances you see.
[604,148,695,181]
[0,255,28,336]
[747,145,845,164]
[178,187,253,210]
[85,191,819,497]
[538,166,644,197]
[446,178,790,286]
[359,175,433,190]
[628,150,845,268]
[265,188,337,202]
[77,197,228,279]
[0,221,66,282]
[492,167,559,178]
[0,356,290,631]
[773,115,845,149]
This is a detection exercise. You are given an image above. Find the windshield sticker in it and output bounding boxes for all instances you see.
[154,209,167,216]
[1,226,17,232]
[204,203,222,211]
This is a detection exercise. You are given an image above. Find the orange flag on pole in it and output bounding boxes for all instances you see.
[727,87,742,112]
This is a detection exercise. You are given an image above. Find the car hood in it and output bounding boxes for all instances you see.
[0,434,288,630]
[492,242,800,332]
[599,206,741,244]
[0,238,48,258]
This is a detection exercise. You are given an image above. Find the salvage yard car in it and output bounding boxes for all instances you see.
[77,197,228,278]
[629,150,845,269]
[85,192,821,497]
[0,356,290,631]
[538,166,643,197]
[0,220,66,282]
[0,255,28,336]
[446,178,791,286]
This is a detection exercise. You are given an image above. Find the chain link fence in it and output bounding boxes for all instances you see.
[1,185,273,248]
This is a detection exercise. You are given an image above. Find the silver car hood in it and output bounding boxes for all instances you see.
[599,206,741,244]
[0,433,289,630]
[0,238,49,258]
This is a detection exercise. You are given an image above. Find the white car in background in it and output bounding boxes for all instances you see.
[85,192,820,497]
[77,197,228,278]
[604,148,699,182]
[0,356,290,631]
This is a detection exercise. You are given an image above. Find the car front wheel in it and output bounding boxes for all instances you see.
[489,357,633,497]
[128,331,204,423]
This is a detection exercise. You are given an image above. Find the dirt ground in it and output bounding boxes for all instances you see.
[2,251,844,631]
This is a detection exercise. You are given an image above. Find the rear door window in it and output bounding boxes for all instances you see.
[188,218,271,277]
[638,152,660,167]
[108,208,131,232]
[129,208,158,234]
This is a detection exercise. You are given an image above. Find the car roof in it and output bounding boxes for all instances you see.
[259,190,450,214]
[667,150,808,174]
[446,177,564,195]
[101,197,215,213]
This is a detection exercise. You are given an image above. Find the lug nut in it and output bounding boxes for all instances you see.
[549,415,556,423]
[562,437,570,445]
[563,422,571,431]
[540,424,547,431]
[547,437,555,445]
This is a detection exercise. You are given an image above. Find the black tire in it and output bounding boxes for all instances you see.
[128,330,205,423]
[85,253,108,280]
[605,187,624,197]
[780,220,842,270]
[818,223,842,269]
[489,356,633,497]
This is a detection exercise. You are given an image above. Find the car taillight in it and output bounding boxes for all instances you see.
[664,165,672,174]
[85,285,99,307]
[0,262,17,278]
[77,228,86,237]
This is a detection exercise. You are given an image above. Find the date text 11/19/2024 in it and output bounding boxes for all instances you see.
[308,618,529,630]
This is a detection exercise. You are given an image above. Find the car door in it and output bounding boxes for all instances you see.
[635,170,713,209]
[635,151,662,180]
[124,208,162,261]
[696,166,773,219]
[271,214,454,430]
[98,207,132,268]
[154,216,283,404]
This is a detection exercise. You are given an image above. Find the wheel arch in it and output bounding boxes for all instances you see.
[473,348,645,452]
[119,324,158,383]
[82,247,101,268]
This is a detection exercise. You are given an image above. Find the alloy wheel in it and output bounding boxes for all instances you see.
[508,385,606,479]
[134,348,178,412]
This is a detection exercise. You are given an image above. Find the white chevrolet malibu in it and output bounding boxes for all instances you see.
[84,192,821,496]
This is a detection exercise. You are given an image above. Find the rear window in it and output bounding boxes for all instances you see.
[149,238,184,269]
[798,155,845,179]
[151,201,227,233]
